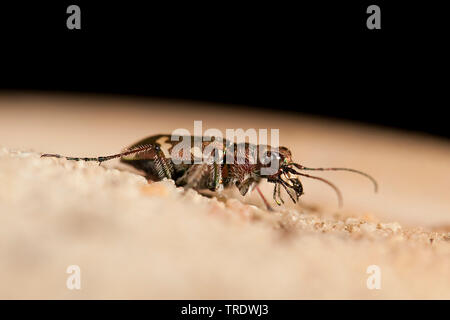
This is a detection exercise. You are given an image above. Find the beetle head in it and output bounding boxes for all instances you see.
[264,147,378,207]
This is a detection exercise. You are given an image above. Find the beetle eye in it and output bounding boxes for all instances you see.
[262,152,279,164]
[271,152,280,161]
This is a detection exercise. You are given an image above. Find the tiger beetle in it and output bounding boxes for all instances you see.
[41,134,378,211]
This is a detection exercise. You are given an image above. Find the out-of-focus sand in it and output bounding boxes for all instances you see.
[0,93,449,299]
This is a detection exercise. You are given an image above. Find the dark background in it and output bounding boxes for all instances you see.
[0,1,448,138]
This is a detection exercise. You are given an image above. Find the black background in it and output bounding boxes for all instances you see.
[0,300,442,319]
[0,300,444,318]
[0,1,448,138]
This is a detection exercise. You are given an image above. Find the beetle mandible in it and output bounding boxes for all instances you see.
[41,134,378,210]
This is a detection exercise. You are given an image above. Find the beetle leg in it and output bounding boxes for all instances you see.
[210,161,223,192]
[256,185,273,211]
[176,162,210,189]
[273,183,284,206]
[279,179,297,204]
[277,182,284,204]
[273,184,281,205]
[153,152,175,180]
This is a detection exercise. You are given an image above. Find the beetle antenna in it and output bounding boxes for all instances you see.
[292,164,378,193]
[295,172,343,208]
[41,145,156,163]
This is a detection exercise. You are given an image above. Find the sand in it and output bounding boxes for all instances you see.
[0,93,449,299]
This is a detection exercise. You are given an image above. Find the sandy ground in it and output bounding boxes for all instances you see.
[0,93,449,299]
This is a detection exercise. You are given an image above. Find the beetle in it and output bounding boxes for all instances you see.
[41,134,378,210]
